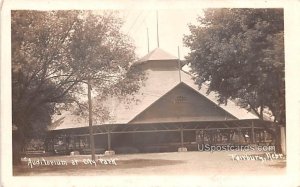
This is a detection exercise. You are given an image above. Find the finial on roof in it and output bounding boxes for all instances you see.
[156,10,160,48]
[147,27,150,53]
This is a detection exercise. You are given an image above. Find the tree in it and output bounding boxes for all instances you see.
[183,9,284,151]
[11,10,142,164]
[184,9,284,123]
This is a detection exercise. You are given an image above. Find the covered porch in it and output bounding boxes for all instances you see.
[45,119,276,155]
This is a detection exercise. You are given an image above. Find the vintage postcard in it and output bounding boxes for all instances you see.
[1,0,300,186]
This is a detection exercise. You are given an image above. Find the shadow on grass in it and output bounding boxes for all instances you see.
[268,161,286,168]
[13,158,184,176]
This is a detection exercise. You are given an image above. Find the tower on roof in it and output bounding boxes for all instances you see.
[134,48,179,71]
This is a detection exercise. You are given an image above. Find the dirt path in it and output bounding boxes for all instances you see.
[13,151,285,176]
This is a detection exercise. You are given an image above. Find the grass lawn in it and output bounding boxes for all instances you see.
[13,151,286,176]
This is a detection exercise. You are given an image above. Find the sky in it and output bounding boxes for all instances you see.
[119,9,204,60]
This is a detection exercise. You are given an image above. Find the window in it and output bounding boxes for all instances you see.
[174,95,187,103]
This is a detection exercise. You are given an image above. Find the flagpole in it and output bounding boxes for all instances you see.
[178,46,181,82]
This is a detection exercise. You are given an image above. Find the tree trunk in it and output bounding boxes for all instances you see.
[263,125,282,153]
[251,105,282,153]
[274,126,282,153]
[12,130,26,165]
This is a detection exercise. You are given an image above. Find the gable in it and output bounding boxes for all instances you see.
[129,82,237,124]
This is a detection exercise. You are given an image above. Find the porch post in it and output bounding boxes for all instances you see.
[178,125,187,152]
[104,125,115,155]
[65,134,68,152]
[52,136,55,152]
[251,120,256,144]
[180,126,184,147]
[107,126,111,150]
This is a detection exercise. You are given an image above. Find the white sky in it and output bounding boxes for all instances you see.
[119,10,203,60]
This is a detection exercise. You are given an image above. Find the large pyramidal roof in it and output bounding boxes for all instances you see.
[49,48,261,131]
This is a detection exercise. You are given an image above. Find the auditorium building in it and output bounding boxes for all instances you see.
[46,48,275,154]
